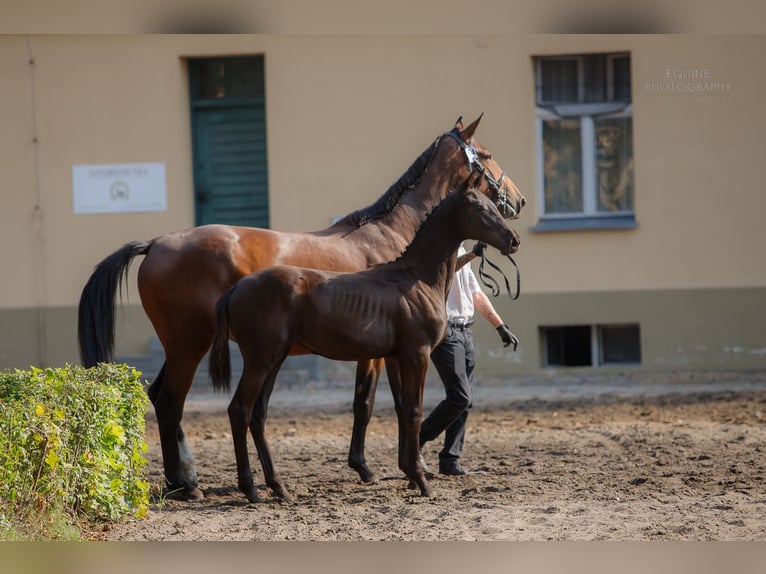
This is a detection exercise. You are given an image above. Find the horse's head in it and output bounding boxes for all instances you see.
[442,115,526,220]
[456,182,521,256]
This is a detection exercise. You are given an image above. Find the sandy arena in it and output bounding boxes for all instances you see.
[100,371,766,541]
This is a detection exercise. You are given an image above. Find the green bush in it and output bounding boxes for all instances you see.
[0,364,150,539]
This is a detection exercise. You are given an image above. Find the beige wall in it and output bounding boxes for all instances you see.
[1,34,764,371]
[481,287,766,374]
[519,35,766,293]
[0,38,39,309]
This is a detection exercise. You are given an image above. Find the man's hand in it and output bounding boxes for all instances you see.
[496,324,519,351]
[472,241,487,257]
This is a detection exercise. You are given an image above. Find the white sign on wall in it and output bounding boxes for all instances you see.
[72,162,167,214]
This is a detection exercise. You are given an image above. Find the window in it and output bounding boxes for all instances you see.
[533,53,636,232]
[541,324,641,367]
[599,324,641,364]
[542,325,593,367]
[189,57,265,100]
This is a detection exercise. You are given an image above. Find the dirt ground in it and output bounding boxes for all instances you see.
[100,371,766,541]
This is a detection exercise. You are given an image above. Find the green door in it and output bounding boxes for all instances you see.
[189,57,269,227]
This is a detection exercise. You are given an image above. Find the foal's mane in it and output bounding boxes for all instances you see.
[342,132,446,228]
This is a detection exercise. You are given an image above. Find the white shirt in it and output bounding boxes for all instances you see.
[445,244,481,321]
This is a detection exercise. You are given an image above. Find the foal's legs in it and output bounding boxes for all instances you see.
[228,361,272,503]
[348,357,385,482]
[385,358,422,491]
[386,355,432,496]
[249,356,292,501]
[383,357,406,463]
[394,352,432,497]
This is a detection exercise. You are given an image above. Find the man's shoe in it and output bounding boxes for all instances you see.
[439,462,468,476]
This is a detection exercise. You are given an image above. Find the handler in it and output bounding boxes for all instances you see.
[419,241,518,475]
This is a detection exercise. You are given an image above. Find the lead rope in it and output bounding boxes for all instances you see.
[478,251,520,300]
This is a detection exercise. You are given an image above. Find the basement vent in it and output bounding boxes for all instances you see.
[541,324,641,367]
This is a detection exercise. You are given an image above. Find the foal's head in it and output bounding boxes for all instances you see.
[456,186,521,255]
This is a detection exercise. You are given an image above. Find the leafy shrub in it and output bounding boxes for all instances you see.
[0,364,149,538]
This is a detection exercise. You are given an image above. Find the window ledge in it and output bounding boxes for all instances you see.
[530,214,638,233]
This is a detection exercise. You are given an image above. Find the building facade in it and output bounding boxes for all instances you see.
[1,34,764,377]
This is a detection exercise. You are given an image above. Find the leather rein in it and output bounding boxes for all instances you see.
[477,251,520,301]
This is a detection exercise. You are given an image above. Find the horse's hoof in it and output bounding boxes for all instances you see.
[243,488,261,503]
[358,470,378,484]
[406,479,433,497]
[272,485,294,502]
[350,462,377,484]
[164,484,205,502]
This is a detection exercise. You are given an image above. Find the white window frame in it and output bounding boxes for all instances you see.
[534,53,634,222]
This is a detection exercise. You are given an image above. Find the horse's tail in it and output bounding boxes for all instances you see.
[209,286,235,392]
[77,240,152,367]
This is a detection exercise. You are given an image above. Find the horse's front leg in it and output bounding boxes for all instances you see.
[386,358,420,491]
[396,352,433,497]
[383,357,405,459]
[348,357,384,482]
[250,357,292,502]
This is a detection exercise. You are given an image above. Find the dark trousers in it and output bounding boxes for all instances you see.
[419,326,475,464]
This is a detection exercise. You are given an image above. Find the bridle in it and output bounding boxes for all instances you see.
[445,128,521,300]
[445,129,517,219]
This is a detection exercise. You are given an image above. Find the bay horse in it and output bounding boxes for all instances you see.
[77,115,526,500]
[208,182,521,502]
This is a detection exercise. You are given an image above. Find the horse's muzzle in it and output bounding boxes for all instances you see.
[501,230,521,255]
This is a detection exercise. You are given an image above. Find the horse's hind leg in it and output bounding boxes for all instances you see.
[229,350,289,504]
[228,362,269,503]
[152,346,208,501]
[249,356,292,501]
[147,363,199,495]
[348,357,384,483]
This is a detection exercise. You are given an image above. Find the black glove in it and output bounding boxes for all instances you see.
[496,324,519,351]
[472,241,487,257]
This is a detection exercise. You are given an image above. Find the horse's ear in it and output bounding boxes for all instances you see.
[459,113,484,142]
[454,116,464,130]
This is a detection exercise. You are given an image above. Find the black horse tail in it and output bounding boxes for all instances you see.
[77,240,152,367]
[209,286,235,392]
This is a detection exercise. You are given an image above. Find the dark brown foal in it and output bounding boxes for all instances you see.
[208,183,520,502]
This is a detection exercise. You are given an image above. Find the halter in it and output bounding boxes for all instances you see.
[445,129,517,219]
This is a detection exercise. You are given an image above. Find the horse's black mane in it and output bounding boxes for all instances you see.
[342,133,445,228]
